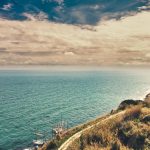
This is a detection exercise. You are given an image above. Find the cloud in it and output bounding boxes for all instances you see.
[0,11,150,66]
[138,0,150,10]
[64,51,75,56]
[56,0,150,25]
[1,3,13,11]
[42,0,64,5]
[23,11,48,21]
[0,0,150,25]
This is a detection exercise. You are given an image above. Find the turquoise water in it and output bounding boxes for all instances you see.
[0,69,150,150]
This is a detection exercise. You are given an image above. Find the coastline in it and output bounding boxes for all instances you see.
[1,70,150,150]
[38,93,150,150]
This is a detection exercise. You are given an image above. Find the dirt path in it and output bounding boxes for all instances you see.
[58,111,125,150]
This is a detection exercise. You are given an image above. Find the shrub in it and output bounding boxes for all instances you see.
[110,142,120,150]
[123,106,142,121]
[79,135,85,150]
[127,134,145,150]
[141,115,150,123]
[46,140,57,150]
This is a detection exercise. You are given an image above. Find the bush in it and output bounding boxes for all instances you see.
[46,140,57,150]
[110,142,120,150]
[141,115,150,123]
[127,134,145,150]
[123,106,142,121]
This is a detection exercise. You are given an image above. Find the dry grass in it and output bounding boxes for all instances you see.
[123,105,142,121]
[40,101,150,150]
[66,104,150,150]
[67,116,124,150]
[141,107,150,116]
[40,114,109,150]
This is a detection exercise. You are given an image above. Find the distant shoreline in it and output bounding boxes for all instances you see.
[0,65,150,71]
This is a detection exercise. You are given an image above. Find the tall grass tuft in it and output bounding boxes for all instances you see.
[123,106,142,121]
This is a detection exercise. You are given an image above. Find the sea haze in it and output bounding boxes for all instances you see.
[0,68,150,150]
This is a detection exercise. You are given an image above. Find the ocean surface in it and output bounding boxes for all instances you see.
[0,68,150,150]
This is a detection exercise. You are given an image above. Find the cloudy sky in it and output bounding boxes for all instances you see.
[0,0,150,66]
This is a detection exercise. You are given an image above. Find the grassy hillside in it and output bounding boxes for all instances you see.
[68,100,150,150]
[41,95,150,150]
[66,103,150,150]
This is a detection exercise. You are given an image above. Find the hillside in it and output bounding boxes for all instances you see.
[41,94,150,150]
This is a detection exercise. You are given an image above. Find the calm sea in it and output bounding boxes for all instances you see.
[0,69,150,150]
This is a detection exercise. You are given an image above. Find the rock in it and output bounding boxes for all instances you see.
[144,93,150,103]
[118,99,143,110]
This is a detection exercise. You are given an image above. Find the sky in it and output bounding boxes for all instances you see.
[0,0,150,66]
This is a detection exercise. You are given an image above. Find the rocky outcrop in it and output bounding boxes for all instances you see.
[118,99,144,110]
[144,93,150,103]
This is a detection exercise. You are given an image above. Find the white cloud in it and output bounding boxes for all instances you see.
[69,9,87,24]
[54,0,64,5]
[43,0,64,5]
[0,11,150,66]
[2,3,13,11]
[23,11,48,21]
[89,4,104,10]
[64,52,75,56]
[138,5,150,10]
[138,0,150,10]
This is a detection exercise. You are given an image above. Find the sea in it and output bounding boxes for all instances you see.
[0,68,150,150]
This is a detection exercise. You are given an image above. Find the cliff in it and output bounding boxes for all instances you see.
[41,94,150,150]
